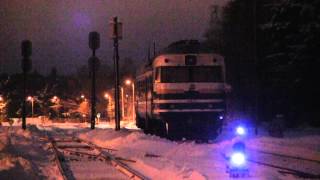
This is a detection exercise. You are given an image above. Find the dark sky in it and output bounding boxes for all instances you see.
[0,0,226,74]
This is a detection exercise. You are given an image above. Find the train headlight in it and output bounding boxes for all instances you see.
[230,152,246,167]
[236,126,246,136]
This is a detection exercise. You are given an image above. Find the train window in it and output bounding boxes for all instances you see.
[161,66,189,83]
[192,66,223,82]
[160,66,222,83]
[155,68,160,82]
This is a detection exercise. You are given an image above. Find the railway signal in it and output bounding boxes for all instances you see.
[227,141,249,177]
[88,31,101,129]
[21,40,32,130]
[236,126,246,136]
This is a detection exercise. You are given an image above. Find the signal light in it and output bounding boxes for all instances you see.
[230,152,246,166]
[236,126,246,136]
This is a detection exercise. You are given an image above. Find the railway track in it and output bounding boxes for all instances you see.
[248,149,320,179]
[47,134,149,180]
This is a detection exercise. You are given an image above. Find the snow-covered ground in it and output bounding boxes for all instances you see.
[1,118,320,179]
[0,125,62,179]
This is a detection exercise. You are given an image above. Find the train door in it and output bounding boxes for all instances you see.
[146,76,153,118]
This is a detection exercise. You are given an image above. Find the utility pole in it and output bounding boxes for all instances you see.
[253,0,258,135]
[21,40,32,130]
[110,17,122,131]
[88,32,100,129]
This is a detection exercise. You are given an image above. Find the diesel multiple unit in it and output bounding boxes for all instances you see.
[135,40,227,140]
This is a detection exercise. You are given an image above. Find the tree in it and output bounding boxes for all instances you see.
[205,0,320,126]
[264,0,320,126]
[206,0,259,122]
[204,5,223,52]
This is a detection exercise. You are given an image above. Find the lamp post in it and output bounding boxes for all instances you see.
[104,93,110,121]
[125,79,135,122]
[27,96,34,117]
[0,95,4,124]
[121,87,124,120]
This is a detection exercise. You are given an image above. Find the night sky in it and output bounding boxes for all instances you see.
[0,0,226,74]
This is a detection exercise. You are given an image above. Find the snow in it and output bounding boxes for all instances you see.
[1,119,320,179]
[0,126,62,179]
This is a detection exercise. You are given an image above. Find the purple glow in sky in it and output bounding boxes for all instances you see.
[0,0,227,74]
[73,13,91,29]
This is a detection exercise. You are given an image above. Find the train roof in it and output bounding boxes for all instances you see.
[160,40,213,54]
[135,40,216,76]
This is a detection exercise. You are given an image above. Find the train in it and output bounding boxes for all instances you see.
[135,40,227,140]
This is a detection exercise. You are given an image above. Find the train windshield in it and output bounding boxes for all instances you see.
[160,66,223,83]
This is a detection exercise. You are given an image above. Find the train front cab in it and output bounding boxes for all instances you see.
[136,53,226,140]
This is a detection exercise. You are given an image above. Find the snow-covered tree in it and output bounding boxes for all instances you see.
[76,100,89,116]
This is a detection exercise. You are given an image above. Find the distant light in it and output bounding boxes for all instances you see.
[0,96,3,102]
[27,96,33,101]
[104,93,109,99]
[219,116,223,120]
[125,79,132,85]
[81,94,85,99]
[236,126,246,135]
[230,152,246,166]
[52,96,58,101]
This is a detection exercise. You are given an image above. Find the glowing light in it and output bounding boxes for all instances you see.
[0,96,3,102]
[104,93,109,99]
[52,96,58,101]
[219,116,223,120]
[27,96,33,101]
[230,152,246,166]
[80,94,85,99]
[125,79,132,85]
[236,126,246,135]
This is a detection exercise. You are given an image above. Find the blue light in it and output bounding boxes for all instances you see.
[230,152,246,166]
[236,126,246,135]
[219,116,223,120]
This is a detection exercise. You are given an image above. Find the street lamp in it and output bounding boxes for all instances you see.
[121,87,125,120]
[80,94,85,99]
[0,95,5,124]
[0,95,4,109]
[27,96,34,117]
[125,79,135,122]
[104,93,111,121]
[51,96,59,103]
[104,93,109,99]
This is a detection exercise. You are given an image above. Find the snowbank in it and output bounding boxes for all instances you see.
[0,126,63,179]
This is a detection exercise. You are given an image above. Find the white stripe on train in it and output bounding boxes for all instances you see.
[153,99,224,104]
[153,109,224,113]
